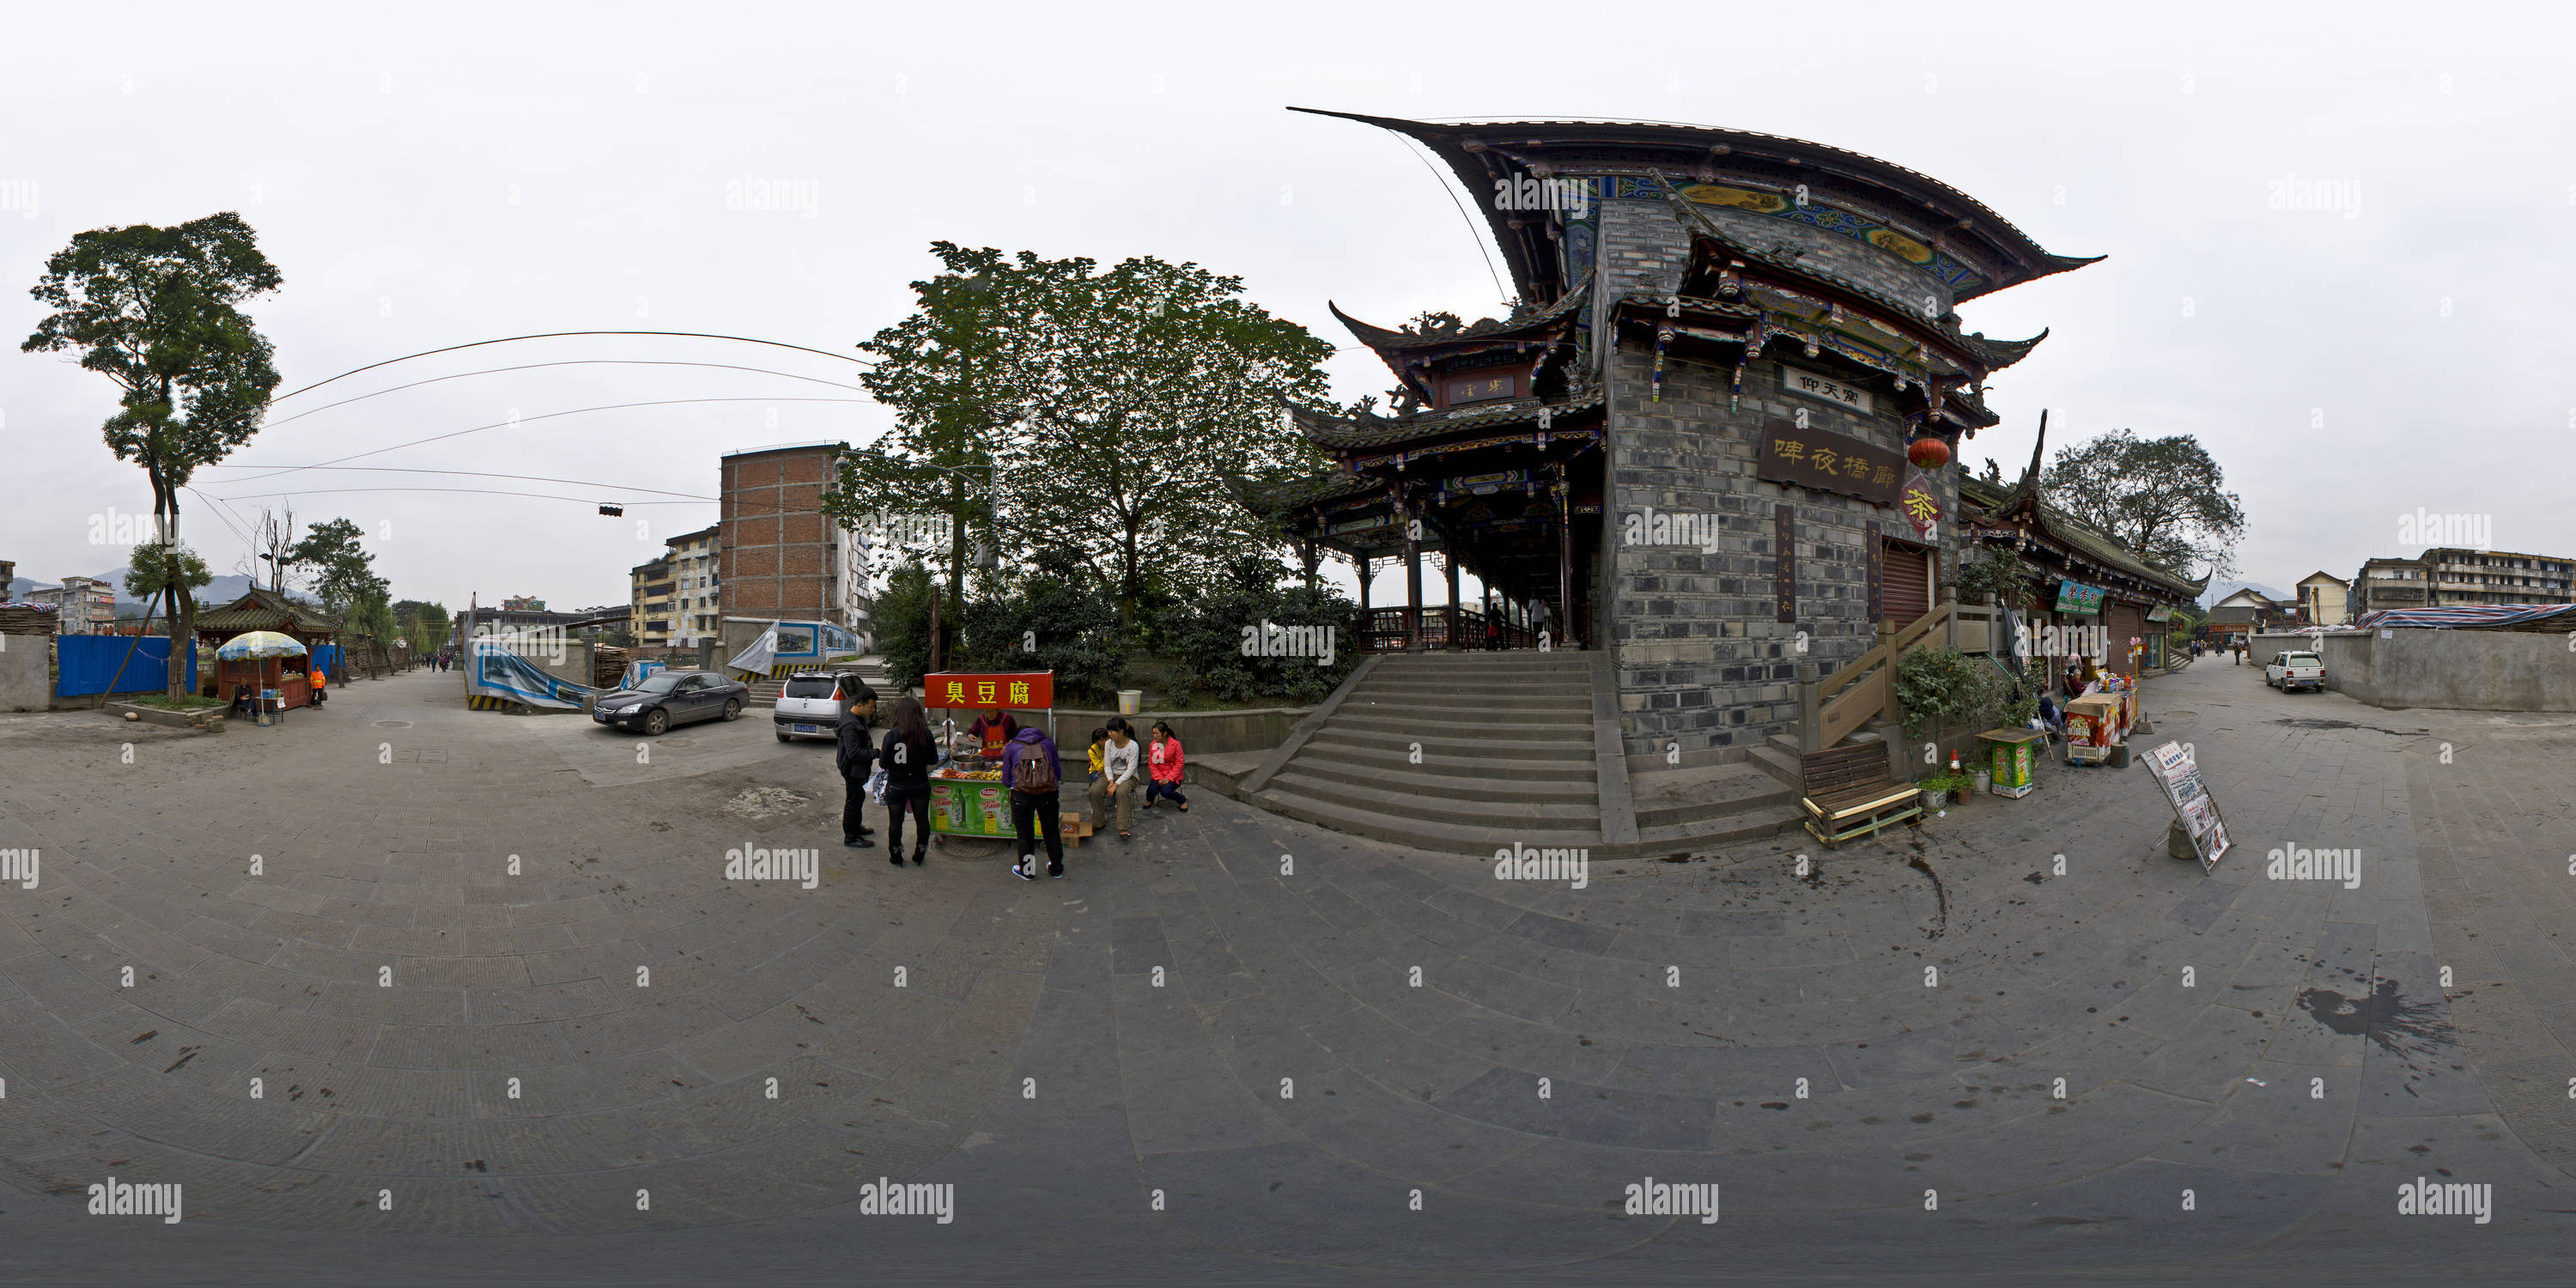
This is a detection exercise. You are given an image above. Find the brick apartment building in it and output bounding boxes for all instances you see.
[719,443,870,639]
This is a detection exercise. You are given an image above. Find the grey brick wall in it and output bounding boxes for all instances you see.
[1600,198,1966,760]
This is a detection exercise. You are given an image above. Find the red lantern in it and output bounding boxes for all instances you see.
[1907,435,1951,469]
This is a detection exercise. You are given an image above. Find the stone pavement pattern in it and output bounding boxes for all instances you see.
[3,662,2575,1282]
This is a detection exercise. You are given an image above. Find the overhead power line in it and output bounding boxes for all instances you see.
[261,359,872,430]
[216,396,869,488]
[270,331,874,404]
[204,463,714,500]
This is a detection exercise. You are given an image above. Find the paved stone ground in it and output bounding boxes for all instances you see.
[3,661,2575,1284]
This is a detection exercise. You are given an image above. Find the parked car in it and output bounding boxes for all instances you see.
[775,671,863,743]
[2265,650,2325,693]
[592,669,747,734]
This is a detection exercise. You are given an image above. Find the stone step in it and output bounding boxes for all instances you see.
[1303,728,1596,763]
[1291,737,1600,782]
[1370,659,1592,677]
[1747,743,1804,789]
[1606,803,1806,860]
[1265,770,1601,829]
[1351,677,1595,700]
[1627,762,1799,831]
[1324,710,1594,741]
[1285,756,1599,805]
[1249,783,1600,856]
[1339,695,1594,723]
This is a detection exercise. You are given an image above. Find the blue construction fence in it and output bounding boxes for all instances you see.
[56,634,197,697]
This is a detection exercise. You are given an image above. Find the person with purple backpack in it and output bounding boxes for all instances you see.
[1004,723,1066,881]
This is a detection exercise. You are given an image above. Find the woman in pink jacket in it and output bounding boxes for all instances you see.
[1141,720,1188,811]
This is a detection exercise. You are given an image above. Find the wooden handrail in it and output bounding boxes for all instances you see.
[1807,602,1957,751]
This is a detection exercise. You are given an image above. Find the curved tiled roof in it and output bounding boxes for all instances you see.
[1290,395,1605,451]
[1224,469,1382,517]
[1289,107,2100,306]
[194,586,343,636]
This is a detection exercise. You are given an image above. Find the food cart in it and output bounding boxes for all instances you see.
[921,670,1091,849]
[215,631,310,726]
[2063,672,2142,767]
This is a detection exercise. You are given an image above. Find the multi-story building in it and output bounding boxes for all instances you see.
[2293,571,2349,625]
[2415,547,2576,607]
[0,559,16,598]
[720,444,870,640]
[629,556,675,647]
[663,524,721,647]
[2350,557,2429,617]
[27,575,117,634]
[2348,549,2574,617]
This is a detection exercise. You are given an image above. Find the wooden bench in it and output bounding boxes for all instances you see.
[1799,743,1923,848]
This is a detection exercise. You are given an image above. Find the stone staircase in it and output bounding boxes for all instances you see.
[1229,652,1806,859]
[1248,652,1601,855]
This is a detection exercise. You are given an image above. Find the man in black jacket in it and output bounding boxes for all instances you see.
[835,684,880,848]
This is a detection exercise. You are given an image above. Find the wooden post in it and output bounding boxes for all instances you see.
[1796,661,1821,754]
[1554,467,1575,648]
[1444,550,1461,652]
[1401,490,1424,652]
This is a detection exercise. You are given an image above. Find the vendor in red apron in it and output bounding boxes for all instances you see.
[960,708,1019,759]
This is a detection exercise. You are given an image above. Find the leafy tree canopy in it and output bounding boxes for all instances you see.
[2040,428,2245,581]
[291,517,387,615]
[828,242,1334,628]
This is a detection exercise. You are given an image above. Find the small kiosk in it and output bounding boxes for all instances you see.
[921,670,1091,849]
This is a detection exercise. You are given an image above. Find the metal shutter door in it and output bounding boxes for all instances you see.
[1881,540,1931,624]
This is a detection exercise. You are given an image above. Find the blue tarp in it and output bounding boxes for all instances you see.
[467,638,595,709]
[2349,605,2576,631]
[56,634,197,696]
[617,659,666,692]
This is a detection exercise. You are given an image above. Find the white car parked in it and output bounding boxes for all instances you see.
[2265,651,2324,693]
[775,671,864,742]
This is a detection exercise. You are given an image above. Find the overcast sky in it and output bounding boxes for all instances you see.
[7,2,2572,611]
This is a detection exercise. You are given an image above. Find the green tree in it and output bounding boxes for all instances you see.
[992,254,1334,627]
[829,243,1024,647]
[828,242,1336,635]
[2040,428,2245,580]
[291,518,386,615]
[22,211,284,697]
[124,543,214,605]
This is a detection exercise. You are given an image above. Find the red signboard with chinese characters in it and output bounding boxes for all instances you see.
[1899,471,1941,538]
[925,671,1055,711]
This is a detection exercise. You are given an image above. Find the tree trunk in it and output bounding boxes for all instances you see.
[946,473,966,662]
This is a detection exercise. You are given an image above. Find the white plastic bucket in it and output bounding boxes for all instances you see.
[1117,690,1142,716]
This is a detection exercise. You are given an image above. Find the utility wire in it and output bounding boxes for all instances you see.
[204,463,714,500]
[202,486,711,507]
[216,397,869,487]
[1397,136,1509,307]
[270,331,873,404]
[261,359,871,430]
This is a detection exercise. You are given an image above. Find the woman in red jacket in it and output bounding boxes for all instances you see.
[1140,720,1188,812]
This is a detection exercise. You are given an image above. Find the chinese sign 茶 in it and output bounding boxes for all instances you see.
[1757,420,1904,507]
[925,671,1055,710]
[1899,471,1941,538]
[2055,580,2105,615]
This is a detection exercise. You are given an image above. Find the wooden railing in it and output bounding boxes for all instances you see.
[1801,602,1955,752]
[1356,605,1543,653]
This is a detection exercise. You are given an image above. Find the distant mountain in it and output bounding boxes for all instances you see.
[2201,580,2287,609]
[10,569,309,613]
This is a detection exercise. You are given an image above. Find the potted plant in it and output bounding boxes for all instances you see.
[1917,773,1957,810]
